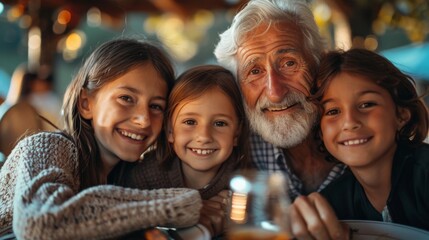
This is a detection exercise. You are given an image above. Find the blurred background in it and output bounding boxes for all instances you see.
[0,0,428,124]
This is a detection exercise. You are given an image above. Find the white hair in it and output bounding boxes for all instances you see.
[214,0,325,79]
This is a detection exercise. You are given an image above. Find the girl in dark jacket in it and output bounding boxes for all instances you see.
[313,48,429,231]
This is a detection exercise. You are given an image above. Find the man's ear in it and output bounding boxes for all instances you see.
[78,90,93,120]
[397,107,411,129]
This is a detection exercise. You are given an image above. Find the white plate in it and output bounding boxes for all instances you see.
[342,220,429,240]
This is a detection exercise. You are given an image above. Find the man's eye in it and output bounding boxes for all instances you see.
[250,68,261,75]
[280,60,300,73]
[285,61,296,67]
[241,67,265,85]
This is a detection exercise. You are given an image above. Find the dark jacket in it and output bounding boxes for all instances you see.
[321,143,429,231]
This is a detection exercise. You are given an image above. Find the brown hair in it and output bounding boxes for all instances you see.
[156,65,251,170]
[312,48,428,149]
[62,38,175,189]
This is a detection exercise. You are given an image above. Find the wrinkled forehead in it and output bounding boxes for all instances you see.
[236,22,306,65]
[238,20,303,46]
[237,22,306,60]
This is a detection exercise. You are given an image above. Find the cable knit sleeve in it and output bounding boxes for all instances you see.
[1,132,201,240]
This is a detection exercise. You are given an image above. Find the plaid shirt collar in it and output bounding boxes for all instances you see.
[249,132,347,201]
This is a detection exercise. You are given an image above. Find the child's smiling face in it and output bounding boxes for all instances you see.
[320,72,410,170]
[79,63,168,167]
[168,87,240,176]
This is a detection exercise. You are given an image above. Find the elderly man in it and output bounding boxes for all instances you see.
[215,0,349,239]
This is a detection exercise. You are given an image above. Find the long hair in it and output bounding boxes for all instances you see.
[62,38,175,189]
[214,0,325,79]
[313,48,428,151]
[157,65,251,170]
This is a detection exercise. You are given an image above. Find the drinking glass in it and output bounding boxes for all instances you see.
[226,170,292,240]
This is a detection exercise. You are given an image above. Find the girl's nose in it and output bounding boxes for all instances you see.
[196,125,213,143]
[342,109,362,131]
[132,109,150,128]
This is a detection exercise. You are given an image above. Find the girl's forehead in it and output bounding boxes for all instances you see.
[325,72,390,98]
[173,87,230,112]
[99,64,168,94]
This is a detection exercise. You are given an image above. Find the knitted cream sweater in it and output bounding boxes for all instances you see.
[0,132,201,240]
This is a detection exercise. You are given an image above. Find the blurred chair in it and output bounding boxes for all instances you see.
[0,101,42,156]
[0,64,45,168]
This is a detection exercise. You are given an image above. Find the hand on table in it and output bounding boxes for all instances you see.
[198,190,230,238]
[289,192,350,240]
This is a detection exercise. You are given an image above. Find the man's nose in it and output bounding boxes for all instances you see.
[266,69,288,103]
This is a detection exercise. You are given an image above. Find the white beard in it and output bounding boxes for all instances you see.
[245,91,318,148]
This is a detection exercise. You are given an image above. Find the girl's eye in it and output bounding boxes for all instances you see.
[360,102,377,109]
[184,119,196,125]
[150,104,164,112]
[214,121,228,127]
[119,95,133,103]
[324,108,340,116]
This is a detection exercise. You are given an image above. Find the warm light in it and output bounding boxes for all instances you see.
[143,11,215,62]
[28,27,41,71]
[364,35,378,51]
[333,19,352,50]
[19,14,32,28]
[63,50,78,62]
[144,15,161,33]
[352,36,365,48]
[313,2,331,27]
[7,4,24,21]
[162,35,197,62]
[372,19,386,35]
[87,7,101,27]
[230,192,248,223]
[193,10,214,28]
[28,29,41,50]
[57,10,72,24]
[60,31,86,61]
[65,32,83,51]
[162,15,184,32]
[53,21,67,34]
[378,3,394,23]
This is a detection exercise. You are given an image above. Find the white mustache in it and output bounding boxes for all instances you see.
[257,91,309,112]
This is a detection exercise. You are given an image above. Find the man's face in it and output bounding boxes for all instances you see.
[236,22,318,148]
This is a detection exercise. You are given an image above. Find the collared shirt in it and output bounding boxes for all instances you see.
[249,132,347,201]
[382,206,392,222]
